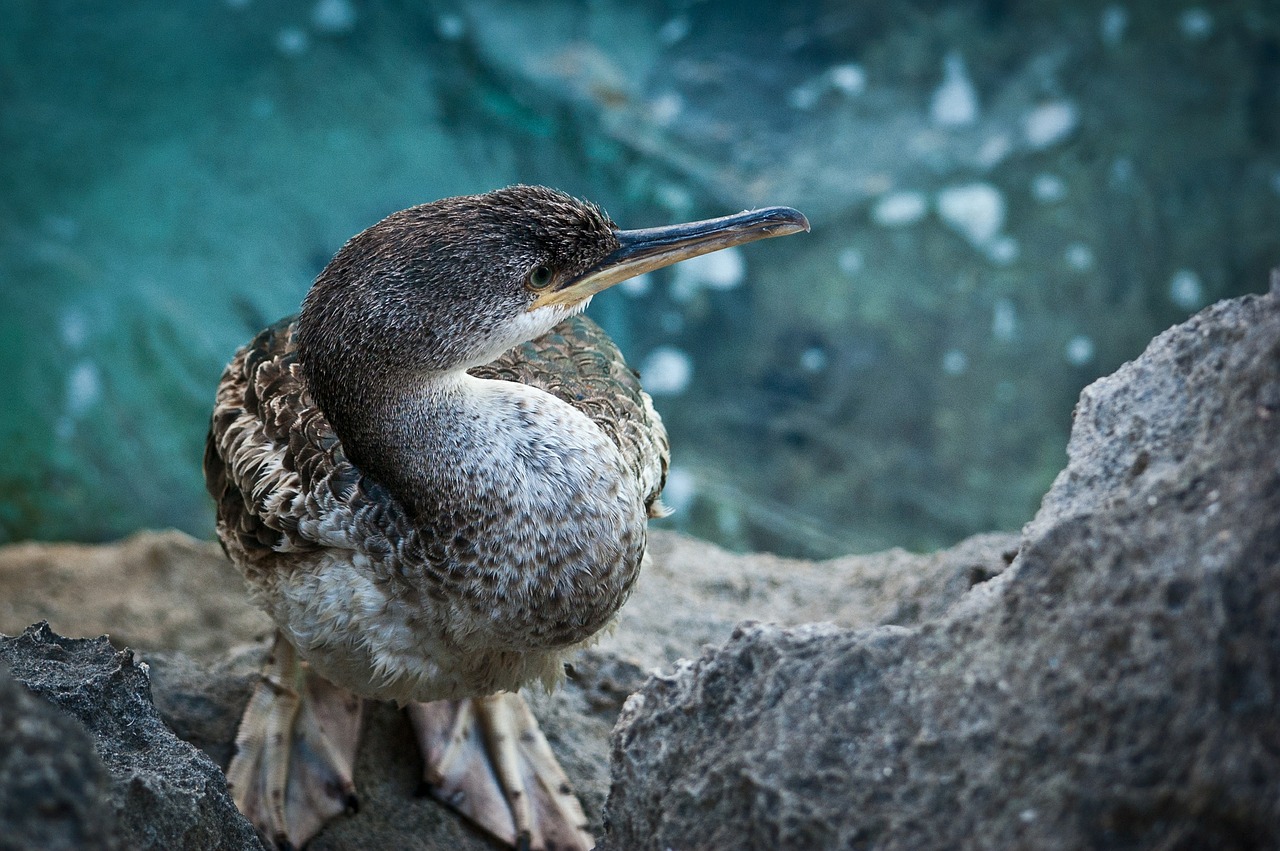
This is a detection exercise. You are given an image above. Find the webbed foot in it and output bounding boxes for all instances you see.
[408,692,593,850]
[226,632,364,849]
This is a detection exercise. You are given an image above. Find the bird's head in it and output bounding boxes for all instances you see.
[298,184,807,411]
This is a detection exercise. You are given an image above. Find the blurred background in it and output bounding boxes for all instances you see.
[2,0,1278,558]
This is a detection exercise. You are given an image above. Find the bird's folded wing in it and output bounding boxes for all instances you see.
[204,317,412,571]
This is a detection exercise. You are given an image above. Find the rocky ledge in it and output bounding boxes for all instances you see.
[1,281,1276,850]
[607,280,1280,849]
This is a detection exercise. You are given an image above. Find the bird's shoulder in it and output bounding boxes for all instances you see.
[204,316,416,574]
[471,313,670,515]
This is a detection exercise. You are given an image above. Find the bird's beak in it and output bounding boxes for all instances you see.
[530,206,810,310]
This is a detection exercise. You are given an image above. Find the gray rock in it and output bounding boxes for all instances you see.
[0,662,117,851]
[0,623,262,850]
[604,287,1280,850]
[145,645,262,771]
[0,525,1015,849]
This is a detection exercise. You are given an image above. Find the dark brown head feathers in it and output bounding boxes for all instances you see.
[296,185,621,474]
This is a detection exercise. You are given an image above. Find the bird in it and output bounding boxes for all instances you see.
[203,184,808,850]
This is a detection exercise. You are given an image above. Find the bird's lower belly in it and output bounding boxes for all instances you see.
[262,552,575,703]
[295,632,570,704]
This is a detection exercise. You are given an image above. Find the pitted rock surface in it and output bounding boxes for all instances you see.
[604,288,1280,850]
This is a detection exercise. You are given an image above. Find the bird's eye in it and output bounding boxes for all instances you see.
[527,265,555,290]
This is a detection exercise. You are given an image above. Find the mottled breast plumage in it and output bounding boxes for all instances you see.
[473,315,669,517]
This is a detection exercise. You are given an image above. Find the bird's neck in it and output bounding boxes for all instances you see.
[346,372,511,517]
[331,366,643,537]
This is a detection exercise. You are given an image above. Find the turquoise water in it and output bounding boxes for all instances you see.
[3,1,1278,556]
